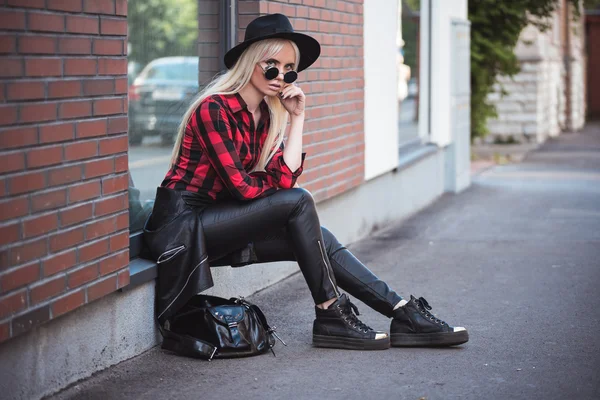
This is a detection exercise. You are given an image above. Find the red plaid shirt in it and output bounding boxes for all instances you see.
[161,93,305,201]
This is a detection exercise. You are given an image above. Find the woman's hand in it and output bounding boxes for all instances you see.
[279,83,305,118]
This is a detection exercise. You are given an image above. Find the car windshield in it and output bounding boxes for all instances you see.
[144,61,198,82]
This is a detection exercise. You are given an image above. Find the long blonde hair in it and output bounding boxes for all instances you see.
[170,39,300,171]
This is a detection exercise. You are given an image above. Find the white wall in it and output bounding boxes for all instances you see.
[363,0,400,180]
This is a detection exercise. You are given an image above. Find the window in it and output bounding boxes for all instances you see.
[398,0,421,147]
[126,0,201,235]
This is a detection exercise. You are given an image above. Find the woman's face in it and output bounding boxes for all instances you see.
[250,41,296,97]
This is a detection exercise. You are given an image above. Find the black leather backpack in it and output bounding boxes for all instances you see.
[160,295,285,360]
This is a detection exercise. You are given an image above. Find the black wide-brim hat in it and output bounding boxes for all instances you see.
[224,13,321,73]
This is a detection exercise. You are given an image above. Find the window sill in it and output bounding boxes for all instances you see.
[397,141,439,172]
[122,256,157,292]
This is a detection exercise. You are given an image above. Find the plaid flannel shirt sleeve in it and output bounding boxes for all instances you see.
[194,100,278,200]
[264,142,306,189]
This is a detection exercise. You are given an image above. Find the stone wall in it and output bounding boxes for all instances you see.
[485,1,586,144]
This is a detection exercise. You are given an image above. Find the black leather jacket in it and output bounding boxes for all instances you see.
[143,187,253,325]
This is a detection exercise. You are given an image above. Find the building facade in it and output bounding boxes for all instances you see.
[486,0,586,144]
[0,1,470,398]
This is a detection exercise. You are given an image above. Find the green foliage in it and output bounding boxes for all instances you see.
[469,0,583,139]
[128,0,198,68]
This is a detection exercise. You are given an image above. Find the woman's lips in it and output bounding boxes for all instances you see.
[268,84,281,91]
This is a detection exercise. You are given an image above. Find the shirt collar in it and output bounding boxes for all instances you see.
[224,93,269,116]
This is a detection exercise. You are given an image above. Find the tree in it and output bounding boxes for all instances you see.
[128,0,198,68]
[469,0,597,139]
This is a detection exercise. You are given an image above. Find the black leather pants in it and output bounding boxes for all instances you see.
[201,188,403,318]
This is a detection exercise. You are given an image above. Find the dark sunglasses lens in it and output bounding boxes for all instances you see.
[264,67,279,80]
[283,71,298,84]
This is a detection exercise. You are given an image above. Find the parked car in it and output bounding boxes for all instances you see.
[128,57,199,145]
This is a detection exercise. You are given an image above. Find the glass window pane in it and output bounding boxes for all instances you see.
[127,0,201,233]
[398,0,421,146]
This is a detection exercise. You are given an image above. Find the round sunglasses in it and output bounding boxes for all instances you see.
[259,63,298,84]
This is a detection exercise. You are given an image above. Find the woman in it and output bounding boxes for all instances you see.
[145,14,468,353]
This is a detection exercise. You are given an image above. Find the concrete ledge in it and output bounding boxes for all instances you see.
[0,144,446,400]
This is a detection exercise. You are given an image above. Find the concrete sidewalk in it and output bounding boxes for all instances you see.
[51,124,600,400]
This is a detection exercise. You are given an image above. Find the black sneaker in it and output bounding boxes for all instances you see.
[390,296,469,347]
[313,294,390,350]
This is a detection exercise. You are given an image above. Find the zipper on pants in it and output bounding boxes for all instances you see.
[317,240,340,297]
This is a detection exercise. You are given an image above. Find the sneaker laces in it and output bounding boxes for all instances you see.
[416,297,447,326]
[340,299,373,333]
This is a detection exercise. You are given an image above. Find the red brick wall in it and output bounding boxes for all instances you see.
[0,0,130,343]
[238,0,365,202]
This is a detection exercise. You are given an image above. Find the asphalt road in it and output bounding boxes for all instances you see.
[53,124,600,400]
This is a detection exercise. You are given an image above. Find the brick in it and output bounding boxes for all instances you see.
[8,171,46,195]
[87,274,117,302]
[42,249,76,276]
[98,58,126,75]
[23,213,58,239]
[100,17,126,35]
[117,268,129,288]
[0,58,23,78]
[94,194,126,217]
[59,100,92,119]
[114,77,127,94]
[26,145,63,168]
[64,141,97,161]
[99,135,127,155]
[28,12,65,33]
[0,290,27,319]
[19,102,57,123]
[84,0,116,15]
[84,158,114,178]
[59,202,93,227]
[85,216,116,240]
[114,154,127,172]
[67,264,98,287]
[66,15,99,34]
[64,58,97,76]
[0,151,25,174]
[18,35,57,54]
[0,180,6,198]
[47,165,83,187]
[51,289,84,318]
[31,188,67,212]
[115,212,128,230]
[109,231,128,251]
[77,118,107,138]
[30,275,66,305]
[83,79,115,96]
[0,223,20,247]
[99,250,127,275]
[48,80,82,99]
[0,10,26,31]
[93,98,122,116]
[13,305,50,339]
[0,35,16,53]
[0,105,18,125]
[79,239,109,263]
[0,197,29,222]
[93,39,123,55]
[0,127,37,149]
[115,0,126,16]
[25,58,61,77]
[58,37,92,55]
[6,81,45,101]
[1,262,41,291]
[0,322,9,342]
[48,0,83,12]
[40,122,75,143]
[49,227,84,252]
[7,0,46,7]
[107,115,127,134]
[68,180,101,203]
[102,174,127,195]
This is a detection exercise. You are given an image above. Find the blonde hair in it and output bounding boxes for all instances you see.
[170,39,300,171]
